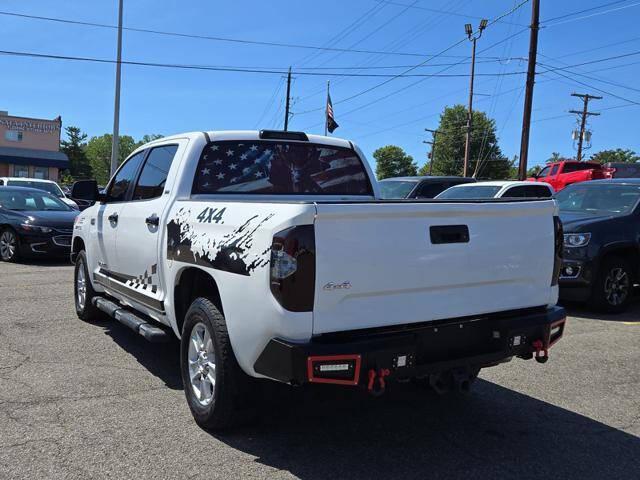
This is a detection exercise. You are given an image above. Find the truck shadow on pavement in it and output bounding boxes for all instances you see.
[94,317,639,479]
[219,381,640,480]
[99,320,183,390]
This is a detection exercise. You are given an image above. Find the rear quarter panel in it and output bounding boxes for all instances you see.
[163,199,317,376]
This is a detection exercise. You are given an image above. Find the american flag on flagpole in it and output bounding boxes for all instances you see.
[326,87,339,134]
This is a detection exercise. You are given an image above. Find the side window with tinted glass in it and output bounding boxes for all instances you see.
[417,182,447,198]
[106,151,145,202]
[528,185,552,198]
[502,186,528,198]
[132,145,178,201]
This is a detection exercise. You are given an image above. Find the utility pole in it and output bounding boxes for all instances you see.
[570,93,602,161]
[284,67,292,131]
[110,0,124,177]
[463,19,488,177]
[425,128,439,176]
[518,0,540,180]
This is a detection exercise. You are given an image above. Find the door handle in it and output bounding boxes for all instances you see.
[145,215,159,227]
[108,213,118,223]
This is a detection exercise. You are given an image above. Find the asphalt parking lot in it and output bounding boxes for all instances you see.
[1,260,638,480]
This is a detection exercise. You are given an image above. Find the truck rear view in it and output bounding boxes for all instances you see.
[71,129,566,430]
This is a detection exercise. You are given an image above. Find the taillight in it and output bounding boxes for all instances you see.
[270,225,315,311]
[552,216,563,286]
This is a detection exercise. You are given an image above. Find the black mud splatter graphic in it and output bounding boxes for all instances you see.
[167,207,274,276]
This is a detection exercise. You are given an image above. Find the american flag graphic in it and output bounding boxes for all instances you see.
[194,143,273,193]
[326,93,339,134]
[193,141,370,195]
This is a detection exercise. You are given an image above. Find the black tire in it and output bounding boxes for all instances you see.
[0,227,20,262]
[74,251,103,321]
[180,297,258,431]
[589,256,633,313]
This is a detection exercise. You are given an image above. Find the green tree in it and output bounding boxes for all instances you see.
[547,152,562,164]
[527,165,543,177]
[137,134,164,147]
[418,105,512,179]
[589,148,639,164]
[85,134,138,185]
[60,126,91,179]
[374,145,417,180]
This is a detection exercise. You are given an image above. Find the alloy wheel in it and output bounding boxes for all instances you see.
[76,262,87,310]
[604,267,630,306]
[0,230,16,260]
[188,322,217,406]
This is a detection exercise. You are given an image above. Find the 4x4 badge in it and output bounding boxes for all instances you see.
[323,281,351,291]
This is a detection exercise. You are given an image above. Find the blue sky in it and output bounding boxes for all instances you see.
[1,0,639,172]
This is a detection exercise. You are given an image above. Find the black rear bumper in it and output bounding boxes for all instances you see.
[254,306,566,386]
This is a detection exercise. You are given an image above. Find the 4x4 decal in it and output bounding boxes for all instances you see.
[167,208,274,276]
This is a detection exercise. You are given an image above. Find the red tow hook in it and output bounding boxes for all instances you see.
[367,368,391,396]
[532,339,549,364]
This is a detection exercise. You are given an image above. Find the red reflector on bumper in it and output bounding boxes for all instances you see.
[307,354,361,386]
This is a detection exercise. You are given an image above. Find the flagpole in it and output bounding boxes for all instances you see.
[324,81,330,136]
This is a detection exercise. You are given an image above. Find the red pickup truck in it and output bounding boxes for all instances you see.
[529,160,605,192]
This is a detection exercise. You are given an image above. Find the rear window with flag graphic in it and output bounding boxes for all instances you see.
[192,141,373,195]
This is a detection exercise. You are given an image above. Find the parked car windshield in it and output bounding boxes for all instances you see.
[192,141,373,195]
[556,183,640,215]
[378,180,417,199]
[436,185,502,199]
[6,180,64,198]
[0,189,72,211]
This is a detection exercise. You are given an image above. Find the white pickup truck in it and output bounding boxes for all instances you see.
[71,130,566,430]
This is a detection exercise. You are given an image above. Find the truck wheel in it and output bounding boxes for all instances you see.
[180,297,257,431]
[0,227,19,262]
[74,251,102,321]
[590,256,633,313]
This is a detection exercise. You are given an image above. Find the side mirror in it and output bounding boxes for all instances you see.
[71,180,104,203]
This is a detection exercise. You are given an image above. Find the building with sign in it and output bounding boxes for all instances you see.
[0,111,69,181]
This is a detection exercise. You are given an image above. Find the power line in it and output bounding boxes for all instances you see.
[293,0,472,105]
[537,49,640,74]
[549,35,640,60]
[538,57,640,94]
[0,48,528,78]
[543,0,640,27]
[294,1,390,67]
[371,0,529,26]
[542,0,628,23]
[541,68,640,106]
[0,9,502,59]
[320,0,531,112]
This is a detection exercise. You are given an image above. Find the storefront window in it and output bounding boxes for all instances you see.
[13,165,29,177]
[5,131,23,142]
[33,167,49,179]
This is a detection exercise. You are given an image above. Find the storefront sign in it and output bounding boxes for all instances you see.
[0,118,60,134]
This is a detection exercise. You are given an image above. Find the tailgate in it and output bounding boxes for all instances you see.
[312,201,557,334]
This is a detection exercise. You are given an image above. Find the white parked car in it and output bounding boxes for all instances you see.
[0,177,78,209]
[70,130,566,430]
[436,180,554,200]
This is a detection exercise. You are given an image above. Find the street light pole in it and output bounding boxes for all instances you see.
[110,0,124,177]
[463,19,487,178]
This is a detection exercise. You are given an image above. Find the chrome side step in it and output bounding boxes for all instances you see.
[93,297,171,343]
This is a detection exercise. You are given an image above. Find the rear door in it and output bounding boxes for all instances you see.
[113,143,183,310]
[312,201,556,334]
